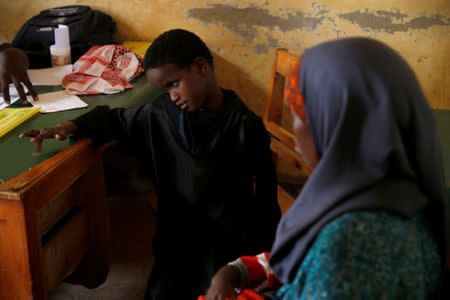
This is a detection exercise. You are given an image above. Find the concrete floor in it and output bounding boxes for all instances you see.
[50,191,155,300]
[46,147,298,300]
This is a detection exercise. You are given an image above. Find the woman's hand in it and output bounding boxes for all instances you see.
[206,265,242,300]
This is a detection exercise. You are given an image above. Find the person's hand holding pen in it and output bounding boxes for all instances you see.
[0,43,38,103]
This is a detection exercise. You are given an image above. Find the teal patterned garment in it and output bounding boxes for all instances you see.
[276,211,442,300]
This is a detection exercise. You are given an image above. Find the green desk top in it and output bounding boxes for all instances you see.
[1,79,449,190]
[0,76,162,183]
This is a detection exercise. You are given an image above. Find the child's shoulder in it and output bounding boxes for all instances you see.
[136,93,171,117]
[150,93,170,109]
[222,88,260,121]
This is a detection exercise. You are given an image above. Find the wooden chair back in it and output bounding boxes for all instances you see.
[263,49,311,212]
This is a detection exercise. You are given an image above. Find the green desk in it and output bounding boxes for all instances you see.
[0,76,161,299]
[0,76,161,183]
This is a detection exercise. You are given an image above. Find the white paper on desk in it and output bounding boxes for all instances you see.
[27,65,73,86]
[0,84,28,108]
[28,90,87,113]
[0,93,21,110]
[1,64,72,105]
[0,97,18,109]
[8,83,29,96]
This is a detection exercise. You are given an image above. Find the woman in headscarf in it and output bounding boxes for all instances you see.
[205,38,449,299]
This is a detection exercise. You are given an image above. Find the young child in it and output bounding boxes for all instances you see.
[20,29,281,300]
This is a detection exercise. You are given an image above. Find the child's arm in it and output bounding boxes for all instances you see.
[73,105,150,146]
[20,104,152,154]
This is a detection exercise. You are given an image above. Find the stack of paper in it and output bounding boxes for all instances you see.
[29,90,87,113]
[0,84,28,109]
[1,90,87,113]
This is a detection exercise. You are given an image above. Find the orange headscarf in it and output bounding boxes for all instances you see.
[284,59,306,122]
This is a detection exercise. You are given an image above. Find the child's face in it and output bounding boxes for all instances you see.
[146,59,210,112]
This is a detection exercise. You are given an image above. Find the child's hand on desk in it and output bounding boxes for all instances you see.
[206,265,242,300]
[19,122,78,153]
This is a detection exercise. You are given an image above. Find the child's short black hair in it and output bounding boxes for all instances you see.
[144,29,213,70]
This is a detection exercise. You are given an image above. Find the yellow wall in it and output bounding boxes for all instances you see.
[1,0,449,114]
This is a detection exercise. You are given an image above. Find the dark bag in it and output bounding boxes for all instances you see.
[12,5,116,68]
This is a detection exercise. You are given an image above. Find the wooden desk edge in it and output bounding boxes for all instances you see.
[0,139,111,201]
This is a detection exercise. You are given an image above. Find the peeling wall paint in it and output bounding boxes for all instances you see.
[188,4,326,39]
[254,34,282,54]
[189,5,450,36]
[340,10,450,33]
[0,0,449,112]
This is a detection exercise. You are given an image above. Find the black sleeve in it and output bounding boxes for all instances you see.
[249,116,281,248]
[72,104,152,155]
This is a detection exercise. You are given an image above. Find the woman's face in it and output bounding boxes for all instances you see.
[291,111,320,169]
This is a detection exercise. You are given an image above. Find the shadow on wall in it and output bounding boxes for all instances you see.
[214,54,267,115]
[215,50,294,126]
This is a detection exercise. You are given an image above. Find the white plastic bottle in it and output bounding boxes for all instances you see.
[50,24,71,66]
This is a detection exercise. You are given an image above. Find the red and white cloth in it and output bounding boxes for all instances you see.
[228,252,281,293]
[63,45,143,95]
[197,253,280,300]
